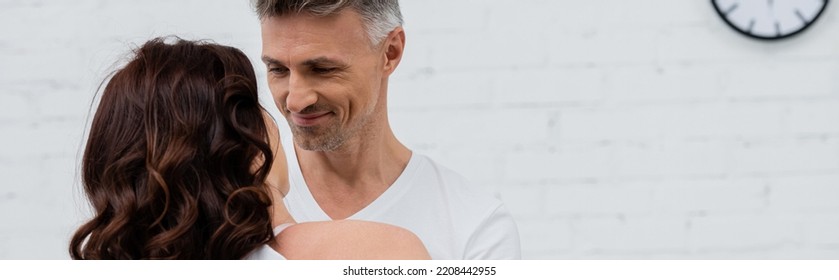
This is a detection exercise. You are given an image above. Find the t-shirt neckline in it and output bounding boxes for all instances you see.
[288,145,421,221]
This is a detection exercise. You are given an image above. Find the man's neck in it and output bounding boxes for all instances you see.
[295,125,411,220]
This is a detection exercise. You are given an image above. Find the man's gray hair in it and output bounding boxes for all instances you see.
[253,0,403,46]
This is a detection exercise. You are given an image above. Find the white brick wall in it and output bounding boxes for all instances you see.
[1,0,837,259]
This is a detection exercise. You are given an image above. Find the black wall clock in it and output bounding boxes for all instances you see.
[712,0,829,40]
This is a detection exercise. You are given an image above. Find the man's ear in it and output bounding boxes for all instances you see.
[382,27,405,75]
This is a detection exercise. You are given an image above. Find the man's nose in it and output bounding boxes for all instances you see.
[285,74,317,113]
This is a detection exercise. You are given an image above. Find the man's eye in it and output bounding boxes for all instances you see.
[268,67,289,75]
[312,67,337,74]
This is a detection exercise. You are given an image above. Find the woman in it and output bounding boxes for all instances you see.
[70,37,429,260]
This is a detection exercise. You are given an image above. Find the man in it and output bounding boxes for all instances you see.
[254,0,521,259]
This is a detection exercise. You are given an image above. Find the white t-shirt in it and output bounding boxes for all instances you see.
[281,137,522,259]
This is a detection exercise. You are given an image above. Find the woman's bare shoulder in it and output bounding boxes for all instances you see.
[275,220,430,260]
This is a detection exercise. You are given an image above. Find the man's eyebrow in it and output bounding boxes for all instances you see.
[261,56,348,68]
[261,56,283,66]
[302,57,347,67]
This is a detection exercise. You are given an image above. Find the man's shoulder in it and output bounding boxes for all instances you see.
[410,154,521,259]
[411,153,504,213]
[413,154,469,185]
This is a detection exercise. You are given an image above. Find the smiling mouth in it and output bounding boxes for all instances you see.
[290,112,331,127]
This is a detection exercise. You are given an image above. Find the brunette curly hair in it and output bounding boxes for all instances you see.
[70,37,274,259]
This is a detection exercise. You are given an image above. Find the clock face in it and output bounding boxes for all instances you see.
[712,0,829,40]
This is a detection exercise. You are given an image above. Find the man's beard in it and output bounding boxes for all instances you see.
[289,118,348,152]
[285,101,376,152]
